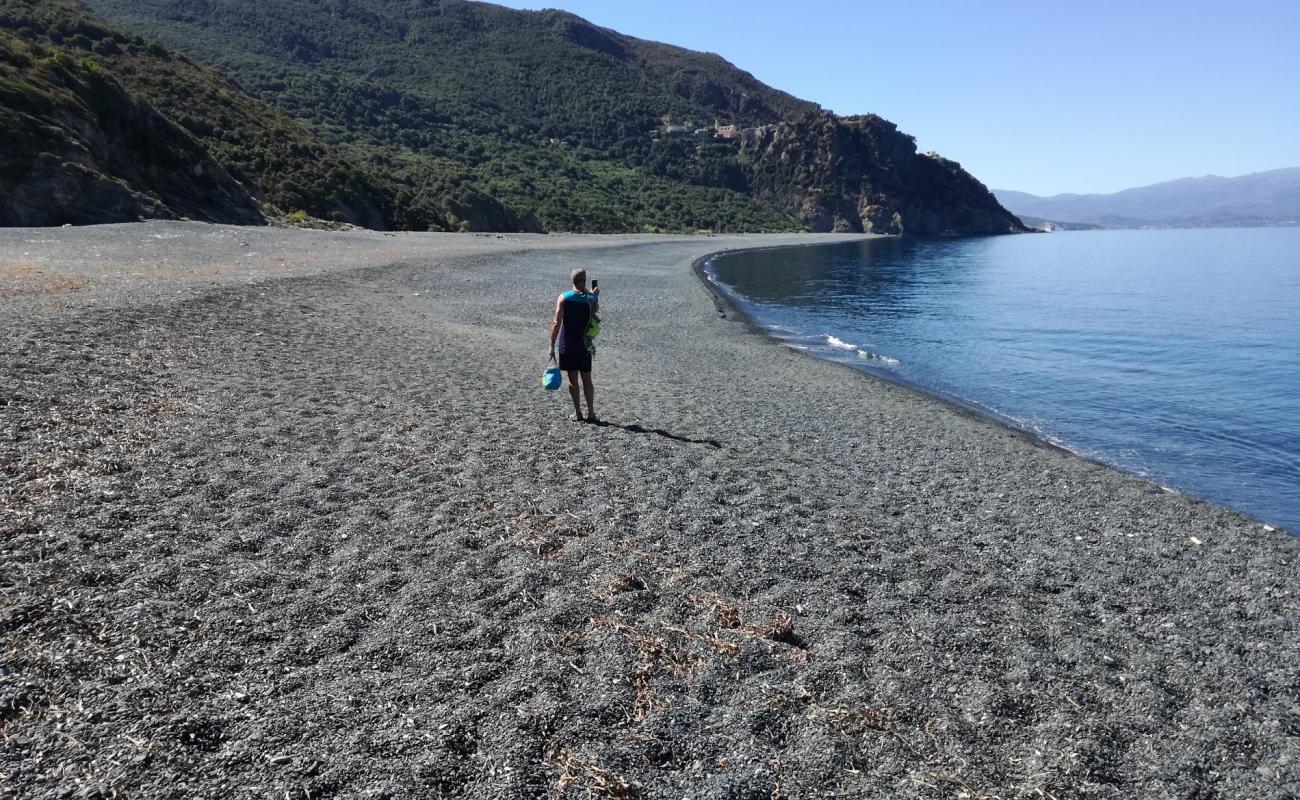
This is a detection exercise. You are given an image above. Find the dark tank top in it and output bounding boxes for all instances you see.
[557,290,591,354]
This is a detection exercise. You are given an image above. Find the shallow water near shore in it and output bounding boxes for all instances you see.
[707,228,1300,532]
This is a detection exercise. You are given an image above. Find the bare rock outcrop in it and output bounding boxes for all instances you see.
[741,112,1027,235]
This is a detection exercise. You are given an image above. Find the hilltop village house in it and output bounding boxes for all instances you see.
[651,120,764,142]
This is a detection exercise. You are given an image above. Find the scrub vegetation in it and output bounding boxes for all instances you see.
[2,0,1021,232]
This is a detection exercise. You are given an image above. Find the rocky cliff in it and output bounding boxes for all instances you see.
[742,113,1027,235]
[0,31,261,226]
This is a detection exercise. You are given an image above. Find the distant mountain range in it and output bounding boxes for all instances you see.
[0,0,1024,234]
[996,168,1300,229]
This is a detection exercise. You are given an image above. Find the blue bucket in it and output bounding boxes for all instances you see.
[542,366,563,390]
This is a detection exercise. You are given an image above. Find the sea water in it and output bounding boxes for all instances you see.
[705,229,1300,532]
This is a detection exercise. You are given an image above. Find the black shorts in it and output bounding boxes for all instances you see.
[558,350,592,373]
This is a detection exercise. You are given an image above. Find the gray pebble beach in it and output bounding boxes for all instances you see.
[2,222,1297,798]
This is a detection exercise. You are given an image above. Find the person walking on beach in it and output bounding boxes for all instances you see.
[549,268,600,422]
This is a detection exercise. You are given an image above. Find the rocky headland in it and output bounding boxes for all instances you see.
[743,112,1027,235]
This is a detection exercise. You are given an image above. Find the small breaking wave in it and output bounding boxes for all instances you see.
[858,350,901,366]
[820,334,900,366]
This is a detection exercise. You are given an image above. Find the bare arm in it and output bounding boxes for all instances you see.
[548,295,563,354]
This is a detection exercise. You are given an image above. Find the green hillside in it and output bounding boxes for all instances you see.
[0,0,552,230]
[83,0,811,232]
[0,25,262,226]
[83,0,1022,235]
[84,0,815,155]
[2,0,1024,234]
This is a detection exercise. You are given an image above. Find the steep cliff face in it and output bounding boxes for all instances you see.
[0,32,261,226]
[742,113,1027,235]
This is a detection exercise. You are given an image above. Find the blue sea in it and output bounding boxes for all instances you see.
[705,228,1300,532]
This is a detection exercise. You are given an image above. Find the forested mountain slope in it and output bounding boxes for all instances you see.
[0,27,260,226]
[85,0,816,155]
[85,0,1024,234]
[4,0,1024,233]
[80,0,814,232]
[0,0,543,230]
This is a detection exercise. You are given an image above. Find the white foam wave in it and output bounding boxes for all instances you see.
[818,333,901,366]
[858,350,901,366]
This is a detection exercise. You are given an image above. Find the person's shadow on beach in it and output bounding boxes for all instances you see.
[590,419,722,449]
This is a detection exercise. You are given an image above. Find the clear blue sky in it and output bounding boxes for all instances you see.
[491,0,1300,196]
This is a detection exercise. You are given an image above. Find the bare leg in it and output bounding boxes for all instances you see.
[581,371,596,421]
[567,370,583,419]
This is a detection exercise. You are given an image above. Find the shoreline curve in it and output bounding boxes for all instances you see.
[690,240,1290,534]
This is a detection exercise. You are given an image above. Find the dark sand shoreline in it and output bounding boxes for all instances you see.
[3,223,1297,798]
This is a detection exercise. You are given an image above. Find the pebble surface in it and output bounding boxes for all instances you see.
[2,222,1297,798]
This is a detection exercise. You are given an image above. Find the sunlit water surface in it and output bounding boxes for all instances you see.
[706,229,1300,532]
